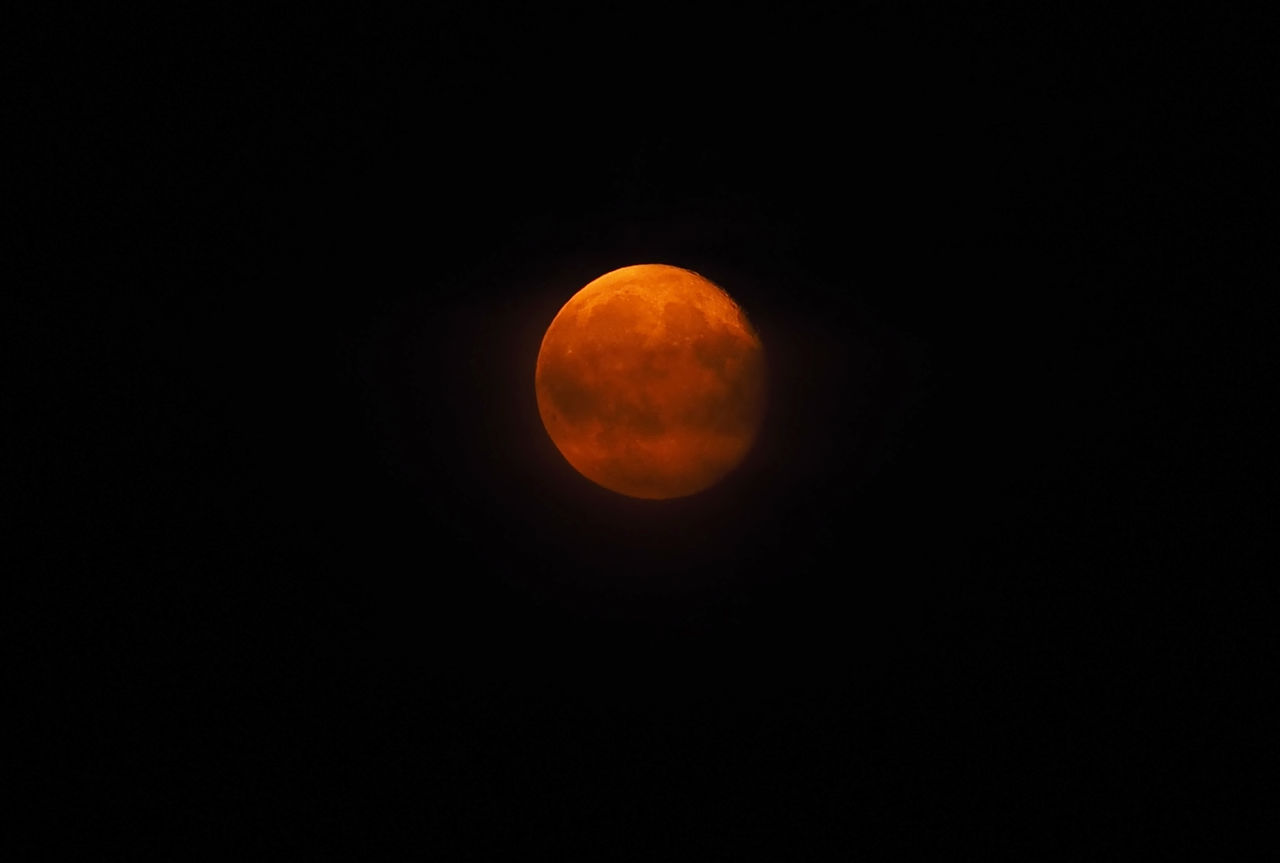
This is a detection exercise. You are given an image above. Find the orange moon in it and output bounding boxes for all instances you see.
[535,263,766,499]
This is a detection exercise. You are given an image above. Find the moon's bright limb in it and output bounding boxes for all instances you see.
[536,264,766,499]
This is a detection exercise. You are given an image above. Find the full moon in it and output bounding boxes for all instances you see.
[535,263,766,499]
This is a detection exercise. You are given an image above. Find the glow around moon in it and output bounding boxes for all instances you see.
[535,264,766,499]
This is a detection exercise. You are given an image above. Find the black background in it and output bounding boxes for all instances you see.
[14,3,1273,857]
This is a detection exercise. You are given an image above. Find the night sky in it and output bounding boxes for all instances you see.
[16,4,1270,857]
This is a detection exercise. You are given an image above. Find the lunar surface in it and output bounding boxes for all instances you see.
[535,264,766,499]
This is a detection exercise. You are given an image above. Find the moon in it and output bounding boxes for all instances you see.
[535,263,766,499]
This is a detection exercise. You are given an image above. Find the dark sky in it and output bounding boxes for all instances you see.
[16,3,1271,857]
